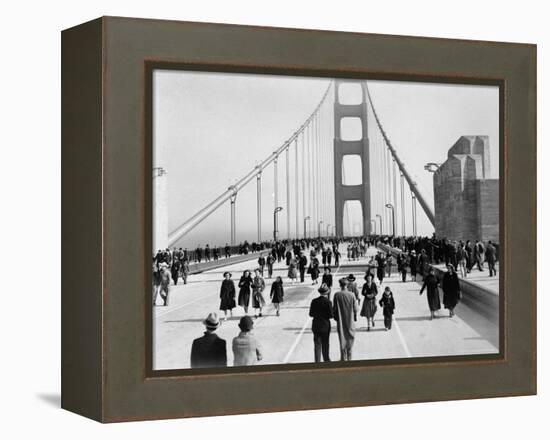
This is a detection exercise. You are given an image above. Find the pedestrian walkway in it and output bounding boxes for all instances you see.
[153,245,498,370]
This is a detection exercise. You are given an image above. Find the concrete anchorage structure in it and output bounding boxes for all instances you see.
[153,167,168,252]
[433,136,499,242]
[333,80,371,237]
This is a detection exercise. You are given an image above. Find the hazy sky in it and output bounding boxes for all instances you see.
[153,70,499,249]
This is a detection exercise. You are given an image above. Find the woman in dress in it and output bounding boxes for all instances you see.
[287,256,298,283]
[419,267,441,319]
[219,271,236,320]
[251,268,266,318]
[310,255,320,285]
[442,264,461,317]
[238,270,252,315]
[270,276,284,316]
[360,274,378,331]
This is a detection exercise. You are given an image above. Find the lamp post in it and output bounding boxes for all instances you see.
[385,203,396,237]
[375,214,383,235]
[273,206,283,242]
[318,220,323,238]
[303,216,311,239]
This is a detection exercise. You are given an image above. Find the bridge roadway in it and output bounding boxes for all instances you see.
[153,245,498,370]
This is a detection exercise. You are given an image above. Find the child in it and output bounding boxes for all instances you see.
[378,286,396,330]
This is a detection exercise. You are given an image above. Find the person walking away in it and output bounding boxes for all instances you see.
[326,247,333,267]
[419,267,441,320]
[321,266,333,300]
[190,312,227,368]
[152,262,161,306]
[309,284,333,362]
[485,241,497,277]
[266,253,275,278]
[360,274,378,331]
[180,257,190,284]
[442,264,461,317]
[257,254,266,277]
[270,276,285,316]
[333,278,358,361]
[251,269,266,318]
[399,253,409,282]
[334,247,340,267]
[285,249,292,266]
[232,316,263,366]
[379,287,396,330]
[298,252,308,283]
[219,271,236,320]
[237,270,253,315]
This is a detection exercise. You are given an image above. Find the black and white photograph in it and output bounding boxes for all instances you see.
[151,71,500,370]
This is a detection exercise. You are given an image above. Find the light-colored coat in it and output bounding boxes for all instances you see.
[232,332,263,366]
[332,289,358,344]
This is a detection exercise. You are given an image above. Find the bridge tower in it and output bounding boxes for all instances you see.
[333,80,371,237]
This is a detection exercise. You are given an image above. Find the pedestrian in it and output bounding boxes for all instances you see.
[334,248,340,267]
[298,252,308,283]
[419,267,441,320]
[252,269,266,318]
[152,262,161,305]
[270,276,284,316]
[309,255,320,285]
[238,270,252,315]
[485,241,497,277]
[457,245,468,278]
[266,253,275,278]
[326,247,333,267]
[442,264,461,317]
[360,274,378,331]
[309,283,333,362]
[285,249,292,266]
[386,253,393,277]
[375,252,386,285]
[321,266,333,300]
[399,253,408,282]
[409,250,418,281]
[232,315,263,366]
[171,257,181,285]
[287,255,298,283]
[346,273,359,302]
[333,278,358,361]
[180,257,190,284]
[190,312,227,368]
[154,262,171,306]
[257,254,266,277]
[378,287,396,330]
[219,271,236,320]
[474,240,485,271]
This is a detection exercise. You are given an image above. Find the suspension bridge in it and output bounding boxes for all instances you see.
[152,79,499,370]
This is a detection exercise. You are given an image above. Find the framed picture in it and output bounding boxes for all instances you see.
[62,16,536,422]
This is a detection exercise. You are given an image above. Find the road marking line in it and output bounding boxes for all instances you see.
[393,318,412,357]
[155,292,218,318]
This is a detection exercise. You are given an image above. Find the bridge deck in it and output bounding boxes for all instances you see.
[153,245,498,370]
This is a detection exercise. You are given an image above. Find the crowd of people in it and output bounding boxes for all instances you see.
[185,233,497,368]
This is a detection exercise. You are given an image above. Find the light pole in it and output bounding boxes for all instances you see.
[385,203,396,237]
[318,220,323,238]
[303,216,311,239]
[375,214,383,235]
[326,223,331,237]
[273,206,283,242]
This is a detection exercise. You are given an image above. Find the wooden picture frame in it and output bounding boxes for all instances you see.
[61,16,536,422]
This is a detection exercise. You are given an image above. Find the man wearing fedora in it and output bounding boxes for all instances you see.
[333,277,358,361]
[190,312,227,369]
[309,283,333,362]
[232,316,263,366]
